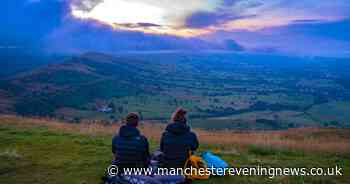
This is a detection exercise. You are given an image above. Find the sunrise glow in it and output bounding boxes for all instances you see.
[72,0,166,25]
[70,0,349,37]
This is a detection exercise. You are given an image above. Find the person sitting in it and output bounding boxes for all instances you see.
[112,112,150,169]
[160,108,199,168]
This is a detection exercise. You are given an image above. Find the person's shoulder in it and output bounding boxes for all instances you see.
[161,129,171,137]
[188,131,198,138]
[112,134,120,143]
[139,134,148,142]
[112,133,118,138]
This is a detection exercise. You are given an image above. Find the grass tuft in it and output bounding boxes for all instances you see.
[0,149,22,160]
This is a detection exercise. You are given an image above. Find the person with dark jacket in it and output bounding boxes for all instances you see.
[112,112,150,169]
[160,108,199,168]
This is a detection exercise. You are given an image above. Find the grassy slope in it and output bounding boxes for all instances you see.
[0,117,349,184]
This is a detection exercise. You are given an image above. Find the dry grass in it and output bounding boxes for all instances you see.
[197,128,350,154]
[1,115,349,155]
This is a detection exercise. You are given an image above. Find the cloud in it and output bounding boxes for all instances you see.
[275,19,350,42]
[292,19,324,24]
[67,0,350,35]
[215,0,350,31]
[70,0,102,12]
[223,0,264,9]
[1,0,349,56]
[184,0,264,29]
[222,0,240,6]
[115,23,162,28]
[0,0,68,48]
[71,0,216,27]
[43,16,229,53]
[185,11,255,28]
[205,19,350,56]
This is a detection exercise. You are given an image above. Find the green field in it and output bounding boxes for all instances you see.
[2,53,350,130]
[1,118,349,184]
[308,101,350,126]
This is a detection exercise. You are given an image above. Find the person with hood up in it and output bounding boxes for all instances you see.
[112,112,150,169]
[160,108,199,168]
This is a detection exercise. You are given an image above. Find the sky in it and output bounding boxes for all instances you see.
[1,0,350,56]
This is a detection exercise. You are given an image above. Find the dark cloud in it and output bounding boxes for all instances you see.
[70,0,102,12]
[292,19,323,24]
[222,0,241,6]
[0,0,69,51]
[114,22,162,28]
[223,0,263,8]
[43,16,229,53]
[2,0,348,56]
[206,19,350,56]
[185,0,261,28]
[0,0,223,54]
[272,19,350,42]
[136,23,162,27]
[186,11,255,28]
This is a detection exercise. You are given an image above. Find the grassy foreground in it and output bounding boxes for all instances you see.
[0,115,349,184]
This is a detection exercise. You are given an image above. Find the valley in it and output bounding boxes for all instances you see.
[0,52,349,130]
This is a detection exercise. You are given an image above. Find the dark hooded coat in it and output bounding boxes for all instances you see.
[112,125,150,169]
[160,121,199,168]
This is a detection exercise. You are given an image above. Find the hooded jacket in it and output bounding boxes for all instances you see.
[112,125,150,169]
[160,121,199,168]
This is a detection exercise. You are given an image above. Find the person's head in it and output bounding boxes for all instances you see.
[125,112,140,127]
[171,107,187,123]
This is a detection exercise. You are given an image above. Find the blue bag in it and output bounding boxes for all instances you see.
[201,152,229,176]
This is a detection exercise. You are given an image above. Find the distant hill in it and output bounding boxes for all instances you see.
[224,39,245,51]
[0,52,160,115]
[0,50,46,77]
[0,47,69,78]
[1,52,350,129]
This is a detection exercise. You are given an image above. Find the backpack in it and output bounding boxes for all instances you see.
[183,152,210,180]
[201,152,229,176]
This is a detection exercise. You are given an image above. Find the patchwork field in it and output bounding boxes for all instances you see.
[1,53,350,130]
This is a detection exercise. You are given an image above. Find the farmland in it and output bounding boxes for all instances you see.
[0,52,349,129]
